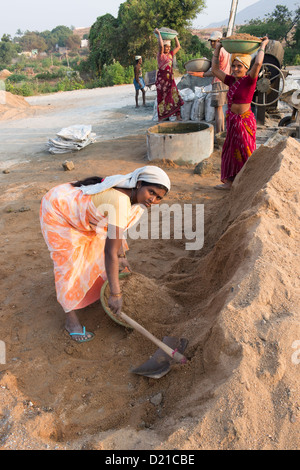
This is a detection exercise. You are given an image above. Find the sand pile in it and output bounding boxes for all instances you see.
[0,69,12,80]
[0,91,48,121]
[158,137,300,450]
[103,272,181,331]
[0,91,30,108]
[225,33,261,41]
[0,136,299,450]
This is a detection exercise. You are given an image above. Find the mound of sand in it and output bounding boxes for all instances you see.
[0,91,30,108]
[103,272,181,330]
[159,137,300,450]
[0,91,49,121]
[0,136,299,450]
[0,69,12,80]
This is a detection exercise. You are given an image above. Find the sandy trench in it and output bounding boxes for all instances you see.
[0,82,299,450]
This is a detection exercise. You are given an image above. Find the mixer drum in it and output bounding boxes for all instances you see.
[252,40,285,124]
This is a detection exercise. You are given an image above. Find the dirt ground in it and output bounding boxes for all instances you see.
[0,82,299,450]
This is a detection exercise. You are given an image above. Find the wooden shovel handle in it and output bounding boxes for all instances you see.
[120,311,187,364]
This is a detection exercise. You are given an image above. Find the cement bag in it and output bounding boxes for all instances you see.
[47,125,96,154]
[179,87,195,120]
[181,100,194,120]
[57,125,92,142]
[152,98,158,121]
[194,86,205,98]
[204,84,215,122]
[179,88,195,102]
[191,96,206,121]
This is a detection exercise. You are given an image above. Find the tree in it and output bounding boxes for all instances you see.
[65,34,81,51]
[88,0,206,73]
[88,14,119,74]
[237,5,300,64]
[50,25,74,47]
[238,5,294,42]
[0,35,19,65]
[180,31,211,57]
[18,32,47,52]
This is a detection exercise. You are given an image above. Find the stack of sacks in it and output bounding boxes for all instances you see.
[47,125,96,154]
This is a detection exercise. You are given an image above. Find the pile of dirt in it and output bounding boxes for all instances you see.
[0,91,48,121]
[0,91,30,108]
[224,33,261,41]
[103,272,181,331]
[0,69,12,80]
[158,137,300,450]
[0,135,299,450]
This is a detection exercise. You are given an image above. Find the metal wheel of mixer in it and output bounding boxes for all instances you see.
[252,63,285,107]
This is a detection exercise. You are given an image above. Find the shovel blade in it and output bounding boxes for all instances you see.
[131,336,188,379]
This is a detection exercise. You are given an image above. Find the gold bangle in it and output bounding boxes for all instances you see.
[118,254,126,258]
[110,292,122,297]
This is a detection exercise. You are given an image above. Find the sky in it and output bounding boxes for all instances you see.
[1,0,259,38]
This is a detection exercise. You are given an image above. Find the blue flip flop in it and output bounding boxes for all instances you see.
[69,326,95,343]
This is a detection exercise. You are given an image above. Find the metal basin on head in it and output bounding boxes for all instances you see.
[147,121,214,164]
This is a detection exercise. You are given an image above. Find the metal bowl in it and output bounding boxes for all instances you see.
[184,58,211,73]
[221,39,261,54]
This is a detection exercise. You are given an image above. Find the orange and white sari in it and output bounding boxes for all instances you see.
[40,183,144,312]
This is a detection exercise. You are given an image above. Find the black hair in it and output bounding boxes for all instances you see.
[72,176,103,187]
[72,177,168,193]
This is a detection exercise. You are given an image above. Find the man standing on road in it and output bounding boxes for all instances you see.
[188,31,230,133]
[133,56,146,108]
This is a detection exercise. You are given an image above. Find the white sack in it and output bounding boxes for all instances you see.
[204,84,215,122]
[191,96,206,121]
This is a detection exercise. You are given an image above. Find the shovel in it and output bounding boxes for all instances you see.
[100,275,188,378]
[119,311,188,378]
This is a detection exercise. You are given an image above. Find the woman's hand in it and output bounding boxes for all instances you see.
[188,71,204,77]
[108,294,123,317]
[118,256,131,273]
[260,36,269,47]
[215,41,222,52]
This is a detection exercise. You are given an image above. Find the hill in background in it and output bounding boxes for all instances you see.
[206,0,298,28]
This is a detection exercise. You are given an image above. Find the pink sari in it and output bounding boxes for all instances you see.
[40,183,144,312]
[156,51,184,120]
[221,76,257,182]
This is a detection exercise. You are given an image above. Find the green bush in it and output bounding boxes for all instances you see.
[56,76,85,91]
[35,69,66,80]
[294,54,300,65]
[6,73,28,83]
[6,81,36,96]
[38,82,57,93]
[142,58,158,73]
[124,65,134,83]
[100,61,125,87]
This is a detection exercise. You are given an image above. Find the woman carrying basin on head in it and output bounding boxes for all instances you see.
[154,28,184,122]
[212,36,269,190]
[40,166,170,343]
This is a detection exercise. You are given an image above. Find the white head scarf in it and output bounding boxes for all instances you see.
[79,165,171,195]
[163,40,171,46]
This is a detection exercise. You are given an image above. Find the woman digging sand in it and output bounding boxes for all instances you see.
[40,166,170,343]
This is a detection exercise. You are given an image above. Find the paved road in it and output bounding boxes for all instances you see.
[0,84,156,169]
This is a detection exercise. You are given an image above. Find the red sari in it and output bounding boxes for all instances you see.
[156,50,184,120]
[221,75,257,182]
